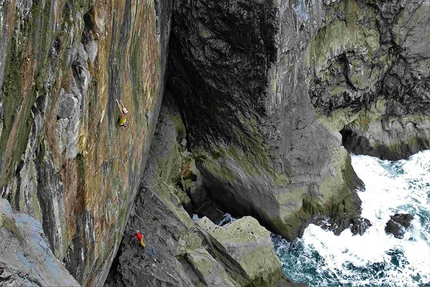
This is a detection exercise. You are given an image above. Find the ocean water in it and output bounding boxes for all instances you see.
[272,150,430,287]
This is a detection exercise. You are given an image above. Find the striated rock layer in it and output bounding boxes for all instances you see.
[0,0,429,285]
[0,0,172,285]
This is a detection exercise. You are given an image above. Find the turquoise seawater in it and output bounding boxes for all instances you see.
[272,150,430,287]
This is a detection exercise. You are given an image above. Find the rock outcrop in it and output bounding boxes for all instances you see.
[106,96,296,287]
[385,213,414,239]
[167,0,430,241]
[328,1,430,160]
[198,216,292,287]
[0,198,80,286]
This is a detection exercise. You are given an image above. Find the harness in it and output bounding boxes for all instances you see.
[118,115,127,126]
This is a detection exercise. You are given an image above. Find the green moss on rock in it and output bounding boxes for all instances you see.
[317,98,386,132]
[0,215,24,243]
[306,18,379,68]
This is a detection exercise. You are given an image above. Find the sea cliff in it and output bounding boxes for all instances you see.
[0,0,429,285]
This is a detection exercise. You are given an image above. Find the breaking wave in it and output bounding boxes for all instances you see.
[272,150,430,287]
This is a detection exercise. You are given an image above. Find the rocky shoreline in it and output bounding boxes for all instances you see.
[0,0,429,285]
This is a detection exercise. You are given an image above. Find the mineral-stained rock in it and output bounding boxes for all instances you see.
[0,0,172,285]
[385,213,414,239]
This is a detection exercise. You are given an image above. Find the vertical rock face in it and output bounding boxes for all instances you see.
[106,96,294,287]
[168,0,362,241]
[0,0,171,285]
[309,0,430,160]
[167,0,430,240]
[1,0,429,285]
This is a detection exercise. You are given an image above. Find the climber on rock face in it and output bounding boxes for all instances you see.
[134,230,145,248]
[116,99,129,128]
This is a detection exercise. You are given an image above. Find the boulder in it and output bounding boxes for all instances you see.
[198,216,292,287]
[385,213,413,239]
[350,216,372,236]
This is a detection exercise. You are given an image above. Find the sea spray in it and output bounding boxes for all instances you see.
[272,150,430,287]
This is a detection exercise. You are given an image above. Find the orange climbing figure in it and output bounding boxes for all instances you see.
[134,230,145,248]
[116,99,129,128]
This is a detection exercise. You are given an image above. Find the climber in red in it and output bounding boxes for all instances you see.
[134,230,146,248]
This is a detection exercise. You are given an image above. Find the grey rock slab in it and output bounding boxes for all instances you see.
[0,199,80,287]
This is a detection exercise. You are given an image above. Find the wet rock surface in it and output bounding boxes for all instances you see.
[385,213,414,239]
[349,216,373,236]
[313,214,372,237]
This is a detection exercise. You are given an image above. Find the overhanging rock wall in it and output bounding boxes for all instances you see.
[1,0,429,285]
[0,0,172,285]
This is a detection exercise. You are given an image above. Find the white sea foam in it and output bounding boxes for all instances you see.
[273,150,430,287]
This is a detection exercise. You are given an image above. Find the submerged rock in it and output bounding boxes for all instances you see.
[385,213,414,239]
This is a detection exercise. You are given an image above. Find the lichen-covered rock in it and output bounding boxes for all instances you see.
[182,247,239,287]
[0,199,80,287]
[198,216,291,287]
[312,1,430,160]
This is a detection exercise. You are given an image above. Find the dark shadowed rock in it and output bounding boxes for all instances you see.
[385,213,414,239]
[168,0,367,242]
[1,0,430,285]
[350,216,372,236]
[312,214,371,236]
[106,95,299,287]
